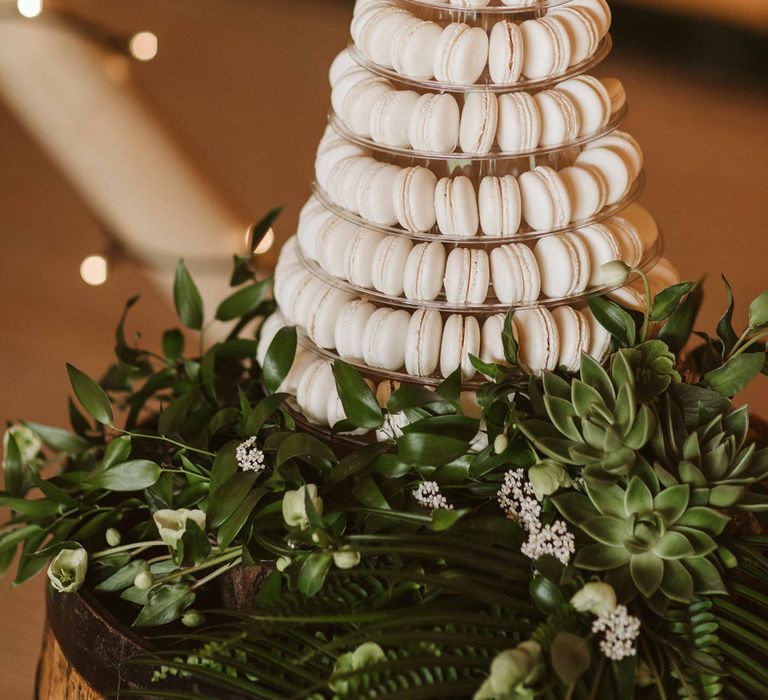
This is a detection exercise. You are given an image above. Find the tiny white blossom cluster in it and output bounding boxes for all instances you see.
[592,605,642,661]
[414,481,454,511]
[236,436,266,473]
[498,469,575,566]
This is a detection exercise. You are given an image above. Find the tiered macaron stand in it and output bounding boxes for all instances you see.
[266,0,666,445]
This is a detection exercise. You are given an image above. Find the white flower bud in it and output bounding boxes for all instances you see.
[494,434,509,455]
[152,508,206,551]
[276,556,292,572]
[182,610,205,627]
[134,571,154,590]
[282,484,323,530]
[3,424,42,465]
[333,546,362,570]
[47,548,88,593]
[105,528,122,547]
[571,582,617,616]
[528,461,571,501]
[598,260,632,287]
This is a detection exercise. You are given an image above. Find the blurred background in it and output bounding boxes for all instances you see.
[0,0,766,695]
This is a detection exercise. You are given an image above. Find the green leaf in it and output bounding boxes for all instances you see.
[24,422,89,453]
[581,517,626,546]
[397,433,470,467]
[329,443,387,485]
[651,282,696,322]
[551,632,591,685]
[749,291,768,329]
[0,525,43,555]
[630,552,664,597]
[88,460,161,492]
[177,519,211,567]
[209,441,239,497]
[575,543,631,570]
[502,309,519,364]
[277,433,336,469]
[387,385,446,413]
[430,508,468,532]
[242,393,289,436]
[435,368,461,407]
[248,208,282,255]
[658,282,703,354]
[705,351,766,398]
[684,557,727,595]
[402,415,479,442]
[216,279,271,322]
[95,560,148,592]
[676,507,730,536]
[173,260,204,330]
[66,363,113,426]
[207,472,259,528]
[133,583,195,627]
[653,531,694,559]
[217,489,266,549]
[654,484,690,524]
[530,576,564,614]
[551,492,600,525]
[298,553,332,598]
[162,329,185,360]
[3,433,23,496]
[352,477,390,510]
[588,295,636,347]
[333,361,383,429]
[262,326,297,393]
[0,495,60,517]
[709,485,745,508]
[103,435,132,470]
[624,476,653,516]
[661,558,694,603]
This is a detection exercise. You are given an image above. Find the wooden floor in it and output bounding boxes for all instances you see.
[1,1,767,696]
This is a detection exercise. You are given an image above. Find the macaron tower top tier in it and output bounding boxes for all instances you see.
[266,0,675,434]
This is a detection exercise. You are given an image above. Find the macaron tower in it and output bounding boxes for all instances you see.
[265,0,675,434]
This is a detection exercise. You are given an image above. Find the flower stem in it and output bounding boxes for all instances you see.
[640,634,668,700]
[153,549,241,585]
[636,268,653,343]
[191,557,242,591]
[729,330,768,360]
[118,429,216,458]
[91,540,165,560]
[587,656,606,700]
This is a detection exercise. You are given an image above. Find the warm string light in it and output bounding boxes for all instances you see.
[254,228,275,255]
[129,31,158,62]
[17,0,43,18]
[79,254,109,286]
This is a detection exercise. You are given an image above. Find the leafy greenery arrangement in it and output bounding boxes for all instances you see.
[2,218,768,698]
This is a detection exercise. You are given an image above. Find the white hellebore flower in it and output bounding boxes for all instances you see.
[282,485,323,530]
[48,548,88,593]
[153,508,206,550]
[3,424,42,465]
[571,582,618,616]
[598,260,632,288]
[333,546,362,570]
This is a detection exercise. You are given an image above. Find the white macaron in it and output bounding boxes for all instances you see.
[315,142,370,191]
[404,241,447,301]
[460,91,499,155]
[409,93,461,153]
[327,156,377,213]
[497,92,542,153]
[552,306,591,373]
[405,308,443,377]
[534,89,581,147]
[480,313,511,365]
[371,236,414,296]
[363,307,410,371]
[556,76,611,136]
[587,131,644,180]
[479,175,522,237]
[444,247,490,305]
[577,223,622,287]
[331,69,370,118]
[357,162,402,226]
[370,90,421,148]
[569,0,612,37]
[488,21,524,85]
[296,360,336,425]
[329,49,359,88]
[335,299,377,361]
[441,314,481,380]
[520,17,572,80]
[558,165,608,222]
[307,287,355,349]
[514,308,560,376]
[435,176,480,238]
[357,7,412,69]
[316,218,359,279]
[601,78,627,115]
[433,23,489,85]
[519,167,573,231]
[621,203,659,250]
[393,166,438,233]
[608,217,644,268]
[583,307,612,361]
[341,78,394,139]
[290,276,327,328]
[344,229,386,289]
[534,232,592,298]
[257,311,287,367]
[281,350,316,396]
[490,243,541,304]
[549,7,600,66]
[391,18,442,80]
[575,147,632,205]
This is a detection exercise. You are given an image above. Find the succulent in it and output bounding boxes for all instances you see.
[651,396,768,510]
[553,473,728,606]
[623,340,681,402]
[521,353,656,484]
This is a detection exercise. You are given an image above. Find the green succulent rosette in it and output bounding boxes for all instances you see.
[521,353,656,484]
[553,474,728,607]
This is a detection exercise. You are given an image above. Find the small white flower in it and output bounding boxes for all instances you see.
[3,424,42,465]
[571,582,618,616]
[282,484,323,529]
[598,260,632,287]
[592,605,641,661]
[414,481,453,512]
[497,469,541,532]
[153,508,206,550]
[521,520,576,566]
[48,548,88,593]
[236,436,266,473]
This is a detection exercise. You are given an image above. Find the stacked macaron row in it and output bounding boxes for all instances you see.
[316,129,643,236]
[351,0,611,86]
[331,56,626,155]
[273,233,623,382]
[297,200,658,306]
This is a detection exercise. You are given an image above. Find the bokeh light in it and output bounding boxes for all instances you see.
[80,255,109,286]
[129,31,158,62]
